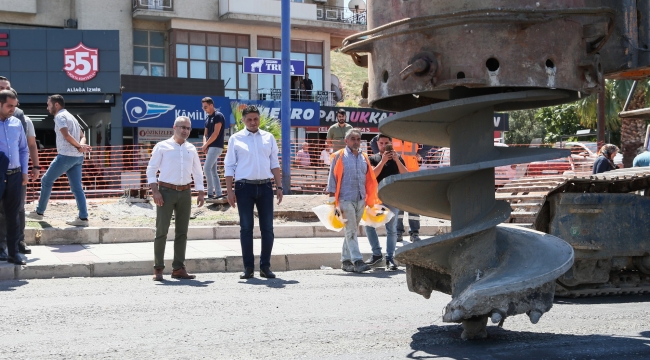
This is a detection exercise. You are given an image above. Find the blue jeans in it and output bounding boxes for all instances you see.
[365,206,398,259]
[339,200,365,263]
[397,210,420,235]
[37,154,88,219]
[235,181,274,269]
[204,147,223,197]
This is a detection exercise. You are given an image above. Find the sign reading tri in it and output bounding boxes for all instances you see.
[243,57,305,76]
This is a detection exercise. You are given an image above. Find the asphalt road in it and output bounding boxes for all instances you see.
[1,269,650,359]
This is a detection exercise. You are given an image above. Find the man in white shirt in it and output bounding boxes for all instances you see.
[147,116,205,281]
[27,95,91,227]
[224,105,283,280]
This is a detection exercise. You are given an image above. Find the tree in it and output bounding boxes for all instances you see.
[504,109,546,145]
[535,104,583,144]
[230,101,282,139]
[574,79,650,166]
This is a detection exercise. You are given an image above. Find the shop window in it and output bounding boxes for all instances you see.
[133,30,166,77]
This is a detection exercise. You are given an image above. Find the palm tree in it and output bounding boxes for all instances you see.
[573,80,650,166]
[230,101,282,139]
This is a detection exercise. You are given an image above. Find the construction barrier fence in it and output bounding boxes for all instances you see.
[26,140,599,202]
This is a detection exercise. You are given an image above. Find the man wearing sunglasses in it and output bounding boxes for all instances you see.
[147,116,205,281]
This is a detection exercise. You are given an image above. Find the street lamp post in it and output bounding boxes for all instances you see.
[281,0,291,195]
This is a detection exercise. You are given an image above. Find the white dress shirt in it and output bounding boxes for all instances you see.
[224,128,280,181]
[146,137,205,191]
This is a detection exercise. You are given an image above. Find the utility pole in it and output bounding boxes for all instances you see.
[281,0,291,194]
[597,87,606,148]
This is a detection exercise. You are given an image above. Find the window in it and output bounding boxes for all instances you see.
[133,30,166,77]
[174,31,250,99]
[257,37,324,92]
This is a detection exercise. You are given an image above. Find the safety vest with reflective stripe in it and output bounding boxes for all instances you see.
[393,139,419,172]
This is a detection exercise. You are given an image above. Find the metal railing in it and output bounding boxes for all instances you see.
[132,0,174,12]
[316,5,366,25]
[257,88,337,106]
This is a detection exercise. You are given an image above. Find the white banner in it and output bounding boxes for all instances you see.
[137,127,174,142]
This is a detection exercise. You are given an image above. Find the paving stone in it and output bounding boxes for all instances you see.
[16,263,92,279]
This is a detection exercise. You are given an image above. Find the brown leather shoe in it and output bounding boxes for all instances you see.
[171,267,196,279]
[153,268,163,281]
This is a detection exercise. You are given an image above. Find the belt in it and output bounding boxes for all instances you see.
[6,167,21,176]
[237,179,271,185]
[158,181,191,191]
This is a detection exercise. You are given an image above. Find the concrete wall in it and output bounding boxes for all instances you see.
[0,0,71,27]
[219,0,317,21]
[0,0,37,14]
[75,0,133,75]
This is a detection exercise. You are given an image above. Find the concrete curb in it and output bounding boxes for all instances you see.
[24,224,450,245]
[0,252,374,281]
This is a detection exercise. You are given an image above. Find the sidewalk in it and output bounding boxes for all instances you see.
[0,237,419,281]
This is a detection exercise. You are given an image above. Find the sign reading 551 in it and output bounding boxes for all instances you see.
[63,42,99,82]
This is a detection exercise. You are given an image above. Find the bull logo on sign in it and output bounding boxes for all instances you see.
[63,43,99,82]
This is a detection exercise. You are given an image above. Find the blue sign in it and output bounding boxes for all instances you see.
[229,99,319,127]
[243,57,305,76]
[122,93,232,128]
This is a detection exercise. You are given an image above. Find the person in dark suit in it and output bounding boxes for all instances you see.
[0,90,30,265]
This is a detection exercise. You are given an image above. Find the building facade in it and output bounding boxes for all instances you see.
[0,0,365,146]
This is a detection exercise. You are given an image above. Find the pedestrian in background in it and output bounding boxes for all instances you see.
[296,142,311,167]
[224,105,283,280]
[320,143,333,168]
[147,116,205,281]
[327,109,353,152]
[201,97,226,199]
[593,144,619,174]
[327,128,378,273]
[0,78,41,261]
[363,134,407,270]
[633,148,650,167]
[27,95,90,227]
[0,90,29,265]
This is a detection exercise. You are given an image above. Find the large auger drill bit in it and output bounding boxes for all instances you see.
[339,0,622,339]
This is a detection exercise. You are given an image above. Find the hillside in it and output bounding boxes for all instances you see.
[330,50,368,106]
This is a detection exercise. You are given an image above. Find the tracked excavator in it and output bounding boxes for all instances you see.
[341,0,650,340]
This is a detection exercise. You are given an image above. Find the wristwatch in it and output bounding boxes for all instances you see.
[32,165,41,169]
[276,186,283,191]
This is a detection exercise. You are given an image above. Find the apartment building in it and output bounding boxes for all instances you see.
[0,0,365,146]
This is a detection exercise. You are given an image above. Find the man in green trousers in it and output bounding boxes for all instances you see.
[147,116,205,281]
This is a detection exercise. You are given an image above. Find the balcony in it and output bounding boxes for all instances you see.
[258,88,338,107]
[316,5,366,25]
[219,0,365,35]
[132,0,174,19]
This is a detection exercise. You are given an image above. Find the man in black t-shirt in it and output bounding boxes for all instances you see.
[201,97,226,199]
[364,134,408,270]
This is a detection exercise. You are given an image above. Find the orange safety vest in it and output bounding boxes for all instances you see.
[332,149,381,208]
[393,139,419,172]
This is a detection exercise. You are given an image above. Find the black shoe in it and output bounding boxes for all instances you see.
[0,248,7,261]
[7,256,26,265]
[364,254,383,266]
[396,233,404,242]
[260,266,276,279]
[386,257,398,271]
[240,267,254,279]
[19,241,31,254]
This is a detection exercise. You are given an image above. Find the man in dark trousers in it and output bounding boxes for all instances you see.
[363,134,408,270]
[224,105,283,280]
[303,72,314,100]
[201,97,226,199]
[0,78,41,260]
[0,90,29,265]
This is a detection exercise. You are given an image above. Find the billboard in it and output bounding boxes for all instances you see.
[122,92,232,128]
[242,57,305,76]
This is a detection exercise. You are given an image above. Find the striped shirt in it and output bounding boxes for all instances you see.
[326,147,369,202]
